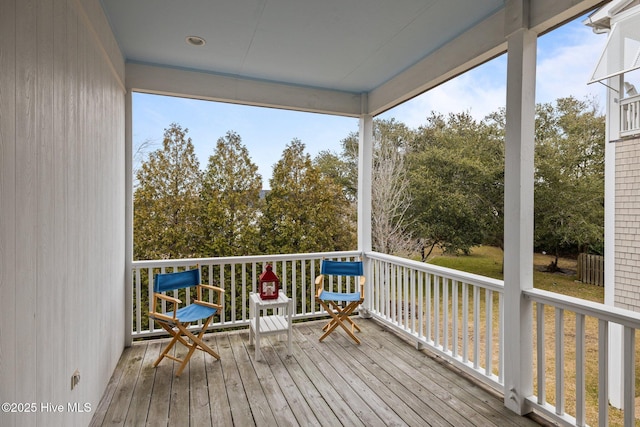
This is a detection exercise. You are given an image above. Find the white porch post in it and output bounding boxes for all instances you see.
[605,75,622,409]
[503,1,536,414]
[359,109,374,315]
[125,90,133,347]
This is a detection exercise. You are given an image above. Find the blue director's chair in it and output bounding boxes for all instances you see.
[149,267,224,376]
[315,260,365,344]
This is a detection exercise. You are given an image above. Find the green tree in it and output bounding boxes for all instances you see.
[260,139,355,254]
[133,123,202,260]
[314,149,355,202]
[534,96,605,265]
[201,131,263,257]
[407,112,504,259]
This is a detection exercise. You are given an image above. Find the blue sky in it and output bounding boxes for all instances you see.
[133,15,607,188]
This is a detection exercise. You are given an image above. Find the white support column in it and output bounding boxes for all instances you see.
[125,90,133,347]
[503,17,536,414]
[358,113,373,253]
[606,74,623,409]
[358,107,374,315]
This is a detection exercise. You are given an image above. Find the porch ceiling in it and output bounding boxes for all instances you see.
[101,0,605,115]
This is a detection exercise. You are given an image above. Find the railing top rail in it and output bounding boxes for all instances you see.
[619,93,640,105]
[132,250,363,268]
[524,288,640,329]
[365,251,504,292]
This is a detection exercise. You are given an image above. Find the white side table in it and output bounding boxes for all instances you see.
[249,290,292,361]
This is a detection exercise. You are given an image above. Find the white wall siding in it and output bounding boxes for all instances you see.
[0,1,125,426]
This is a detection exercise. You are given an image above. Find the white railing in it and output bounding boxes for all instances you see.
[130,251,640,426]
[365,252,506,392]
[524,288,640,427]
[620,94,640,138]
[131,251,361,338]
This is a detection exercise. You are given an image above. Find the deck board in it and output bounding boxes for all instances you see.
[90,318,544,427]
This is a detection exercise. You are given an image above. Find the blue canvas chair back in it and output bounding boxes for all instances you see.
[321,260,363,277]
[154,269,200,293]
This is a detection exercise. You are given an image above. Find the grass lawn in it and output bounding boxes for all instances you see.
[427,246,634,426]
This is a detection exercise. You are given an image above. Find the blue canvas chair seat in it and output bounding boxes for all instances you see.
[149,267,224,376]
[317,290,361,302]
[316,260,365,344]
[164,303,217,324]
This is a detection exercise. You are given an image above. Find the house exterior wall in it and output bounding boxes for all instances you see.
[0,1,125,426]
[615,137,640,311]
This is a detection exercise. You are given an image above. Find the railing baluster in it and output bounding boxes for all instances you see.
[575,313,585,426]
[537,302,545,405]
[230,263,236,323]
[498,292,504,383]
[555,307,565,416]
[219,264,225,324]
[624,326,635,426]
[301,259,306,317]
[311,258,317,313]
[241,263,247,321]
[443,277,449,352]
[434,275,440,347]
[417,271,424,339]
[598,319,608,427]
[462,282,469,364]
[396,266,400,324]
[410,269,416,334]
[485,289,493,376]
[404,267,410,329]
[292,259,298,315]
[473,285,480,369]
[390,263,396,322]
[426,273,432,343]
[452,280,459,358]
[135,267,141,334]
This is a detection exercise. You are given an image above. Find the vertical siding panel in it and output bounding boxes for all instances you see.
[35,1,55,423]
[51,0,69,423]
[15,0,38,405]
[73,8,88,421]
[0,0,17,418]
[64,1,79,415]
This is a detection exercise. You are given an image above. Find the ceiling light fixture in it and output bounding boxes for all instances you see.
[185,36,206,47]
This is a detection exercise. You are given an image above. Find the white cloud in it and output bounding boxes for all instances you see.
[536,25,607,108]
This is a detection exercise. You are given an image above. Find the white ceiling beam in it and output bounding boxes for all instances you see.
[125,62,363,117]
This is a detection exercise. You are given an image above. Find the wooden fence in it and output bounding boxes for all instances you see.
[577,253,604,286]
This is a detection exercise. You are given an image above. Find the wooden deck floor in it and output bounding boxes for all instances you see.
[90,318,544,427]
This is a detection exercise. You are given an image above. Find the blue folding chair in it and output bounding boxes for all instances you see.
[315,260,365,344]
[149,268,223,376]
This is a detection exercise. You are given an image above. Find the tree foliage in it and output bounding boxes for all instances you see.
[260,139,355,254]
[407,112,504,259]
[133,95,605,266]
[533,96,605,260]
[133,123,202,259]
[201,131,263,257]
